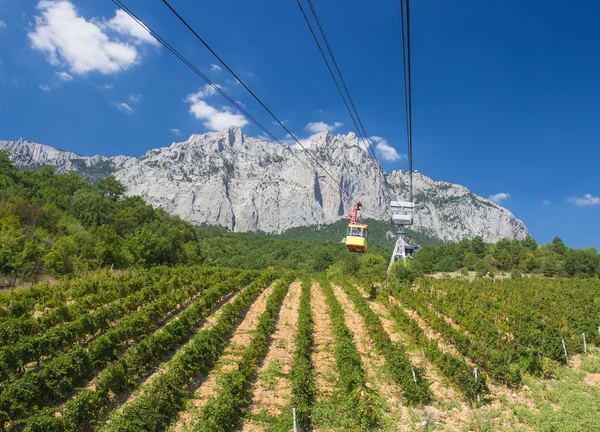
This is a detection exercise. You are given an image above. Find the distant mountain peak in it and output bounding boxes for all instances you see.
[0,132,528,242]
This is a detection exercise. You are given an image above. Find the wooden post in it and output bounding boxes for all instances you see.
[473,367,478,381]
[562,339,569,365]
[411,367,417,383]
[582,333,587,354]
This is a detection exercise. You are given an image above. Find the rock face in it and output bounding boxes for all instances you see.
[0,129,528,242]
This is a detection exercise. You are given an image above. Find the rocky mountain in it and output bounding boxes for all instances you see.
[0,129,528,242]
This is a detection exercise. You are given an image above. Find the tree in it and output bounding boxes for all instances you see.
[471,236,486,259]
[564,249,600,278]
[392,260,422,284]
[492,239,513,271]
[97,176,126,201]
[474,260,488,277]
[550,237,567,255]
[44,235,81,275]
[521,235,538,251]
[0,216,26,278]
[542,253,557,277]
[342,254,360,276]
[0,150,17,196]
[357,253,387,281]
[311,248,335,272]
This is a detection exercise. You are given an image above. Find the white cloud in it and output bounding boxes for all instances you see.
[567,194,600,207]
[103,9,159,47]
[235,100,246,108]
[28,1,156,75]
[541,200,551,206]
[185,84,247,131]
[257,133,272,141]
[0,20,7,29]
[369,136,403,161]
[99,84,114,89]
[192,83,223,99]
[290,136,314,150]
[489,192,511,204]
[169,128,182,135]
[56,71,73,81]
[210,63,222,71]
[113,101,134,113]
[305,121,343,134]
[129,93,142,102]
[39,84,51,91]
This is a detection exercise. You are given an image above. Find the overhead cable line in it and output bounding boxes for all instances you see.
[110,0,277,145]
[159,0,369,208]
[111,0,371,214]
[400,0,414,202]
[295,0,375,162]
[298,0,406,207]
[301,0,381,164]
[110,0,335,190]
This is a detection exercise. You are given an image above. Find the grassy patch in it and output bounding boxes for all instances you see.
[581,352,600,374]
[515,364,600,431]
[260,358,284,390]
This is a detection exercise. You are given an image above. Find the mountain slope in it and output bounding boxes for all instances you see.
[0,129,527,242]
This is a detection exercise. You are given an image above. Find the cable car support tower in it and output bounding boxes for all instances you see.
[388,0,417,272]
[388,201,418,270]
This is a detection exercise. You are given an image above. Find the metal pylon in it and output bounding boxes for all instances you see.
[388,229,408,271]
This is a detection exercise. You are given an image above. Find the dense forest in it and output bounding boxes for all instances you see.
[2,149,598,286]
[409,235,600,278]
[0,151,389,284]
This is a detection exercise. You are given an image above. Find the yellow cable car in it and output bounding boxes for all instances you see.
[346,202,368,253]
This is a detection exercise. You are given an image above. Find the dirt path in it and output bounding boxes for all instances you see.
[310,283,337,402]
[388,295,474,367]
[357,288,460,404]
[110,290,241,415]
[390,289,536,430]
[331,284,410,431]
[240,281,301,430]
[170,282,277,432]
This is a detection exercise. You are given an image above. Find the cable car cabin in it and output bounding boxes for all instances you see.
[346,223,368,253]
[345,202,368,253]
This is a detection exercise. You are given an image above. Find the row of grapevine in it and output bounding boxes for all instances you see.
[0,267,221,348]
[0,280,74,319]
[378,286,488,402]
[23,270,261,431]
[0,268,165,319]
[417,280,544,381]
[319,279,380,431]
[0,268,248,427]
[390,282,526,386]
[289,278,315,430]
[99,272,279,431]
[421,278,600,360]
[338,281,432,405]
[0,267,227,382]
[191,273,295,431]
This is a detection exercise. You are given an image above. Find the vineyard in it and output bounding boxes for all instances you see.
[1,267,599,431]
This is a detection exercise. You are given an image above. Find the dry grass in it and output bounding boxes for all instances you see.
[310,283,338,401]
[244,281,301,421]
[171,283,277,432]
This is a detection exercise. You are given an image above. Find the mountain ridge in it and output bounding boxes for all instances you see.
[0,129,528,243]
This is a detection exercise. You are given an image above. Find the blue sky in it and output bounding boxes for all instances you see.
[0,0,599,248]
